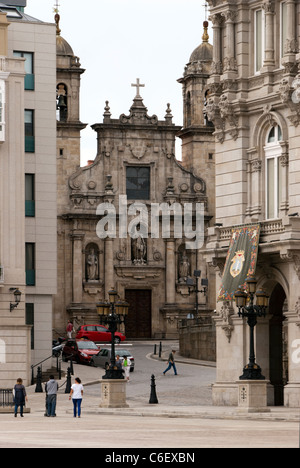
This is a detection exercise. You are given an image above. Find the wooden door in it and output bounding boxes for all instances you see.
[125,290,152,339]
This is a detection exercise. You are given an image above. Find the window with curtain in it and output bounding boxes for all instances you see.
[25,242,35,286]
[25,109,35,152]
[255,9,264,73]
[13,51,34,90]
[25,174,35,217]
[265,126,283,219]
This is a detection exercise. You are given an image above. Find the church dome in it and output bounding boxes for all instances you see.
[189,21,213,63]
[56,35,74,57]
[190,41,213,63]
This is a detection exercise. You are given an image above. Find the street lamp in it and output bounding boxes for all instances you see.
[234,277,269,380]
[96,289,129,379]
[186,270,208,319]
[10,288,22,312]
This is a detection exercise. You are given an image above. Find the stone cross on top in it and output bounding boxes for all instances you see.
[131,78,145,98]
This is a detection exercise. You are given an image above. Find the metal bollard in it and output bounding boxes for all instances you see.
[65,367,72,394]
[149,374,158,404]
[154,344,157,355]
[159,341,162,358]
[35,366,43,393]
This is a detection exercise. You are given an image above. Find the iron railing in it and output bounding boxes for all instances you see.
[0,389,14,407]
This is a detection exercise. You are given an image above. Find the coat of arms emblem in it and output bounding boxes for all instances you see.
[230,250,245,278]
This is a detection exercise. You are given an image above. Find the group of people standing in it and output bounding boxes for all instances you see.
[13,376,84,419]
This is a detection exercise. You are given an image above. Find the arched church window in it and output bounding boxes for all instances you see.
[186,92,191,127]
[204,89,214,127]
[56,83,68,122]
[264,125,283,220]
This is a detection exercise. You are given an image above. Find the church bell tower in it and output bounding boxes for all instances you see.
[177,21,215,211]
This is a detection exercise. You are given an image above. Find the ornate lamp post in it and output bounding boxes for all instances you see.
[234,277,269,380]
[96,288,129,379]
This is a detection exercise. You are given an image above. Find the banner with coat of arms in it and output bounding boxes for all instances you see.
[217,224,261,302]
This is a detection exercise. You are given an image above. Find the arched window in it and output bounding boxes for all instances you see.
[56,83,68,122]
[186,92,191,127]
[264,125,283,219]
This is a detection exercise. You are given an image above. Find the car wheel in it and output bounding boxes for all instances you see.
[114,337,121,344]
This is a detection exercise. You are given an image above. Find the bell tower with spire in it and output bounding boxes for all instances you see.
[55,4,87,215]
[177,19,215,216]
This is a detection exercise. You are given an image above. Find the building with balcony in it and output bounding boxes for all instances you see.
[204,0,300,407]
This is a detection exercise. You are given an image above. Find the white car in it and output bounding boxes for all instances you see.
[91,348,135,372]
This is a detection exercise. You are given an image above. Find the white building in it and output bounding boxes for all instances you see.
[0,1,57,388]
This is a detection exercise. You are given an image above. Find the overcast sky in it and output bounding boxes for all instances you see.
[25,0,210,165]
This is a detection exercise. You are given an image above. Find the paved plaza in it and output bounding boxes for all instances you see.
[1,342,300,449]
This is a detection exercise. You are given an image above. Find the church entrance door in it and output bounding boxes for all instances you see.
[125,290,152,339]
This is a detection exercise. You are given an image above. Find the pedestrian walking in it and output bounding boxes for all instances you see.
[123,356,131,381]
[163,350,178,376]
[69,377,83,418]
[66,320,74,339]
[13,378,28,417]
[45,375,58,417]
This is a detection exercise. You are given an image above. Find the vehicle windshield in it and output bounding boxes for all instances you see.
[117,350,131,357]
[77,341,98,350]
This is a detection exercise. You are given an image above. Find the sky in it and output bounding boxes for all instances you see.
[25,0,210,165]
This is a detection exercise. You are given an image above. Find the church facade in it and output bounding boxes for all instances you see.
[54,19,216,339]
[204,0,300,407]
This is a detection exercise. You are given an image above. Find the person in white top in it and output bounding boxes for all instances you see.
[69,378,84,418]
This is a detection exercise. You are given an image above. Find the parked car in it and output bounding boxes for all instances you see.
[91,348,135,372]
[62,339,100,365]
[76,325,126,344]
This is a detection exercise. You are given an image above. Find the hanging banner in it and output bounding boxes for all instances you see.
[217,224,260,302]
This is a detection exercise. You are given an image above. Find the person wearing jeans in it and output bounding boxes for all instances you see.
[163,350,178,376]
[69,377,84,418]
[45,375,58,417]
[13,378,28,417]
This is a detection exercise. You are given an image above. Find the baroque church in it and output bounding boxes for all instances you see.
[54,14,216,340]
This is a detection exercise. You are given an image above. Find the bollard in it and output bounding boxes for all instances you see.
[35,367,43,393]
[159,341,162,358]
[149,374,158,404]
[65,367,72,394]
[70,357,74,376]
[154,344,157,355]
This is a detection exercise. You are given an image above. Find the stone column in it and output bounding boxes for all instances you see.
[279,148,289,215]
[105,238,114,299]
[262,1,275,69]
[285,0,297,55]
[284,306,300,407]
[222,10,237,72]
[210,14,223,75]
[71,232,84,303]
[166,239,176,304]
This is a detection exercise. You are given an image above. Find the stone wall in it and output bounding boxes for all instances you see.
[179,319,216,362]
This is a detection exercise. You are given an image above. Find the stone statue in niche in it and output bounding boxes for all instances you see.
[132,236,147,265]
[86,248,99,281]
[178,250,191,283]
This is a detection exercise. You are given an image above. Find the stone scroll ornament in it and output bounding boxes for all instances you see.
[217,224,261,301]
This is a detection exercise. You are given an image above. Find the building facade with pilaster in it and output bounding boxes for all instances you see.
[204,0,300,407]
[0,1,57,388]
